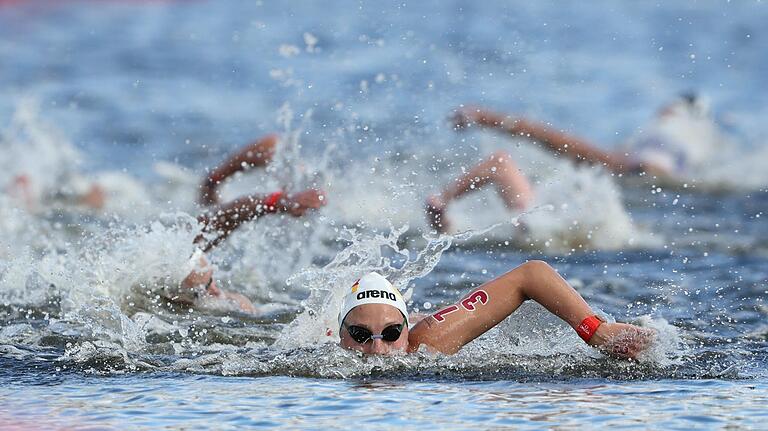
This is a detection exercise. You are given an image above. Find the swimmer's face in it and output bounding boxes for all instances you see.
[340,304,409,355]
[181,268,220,296]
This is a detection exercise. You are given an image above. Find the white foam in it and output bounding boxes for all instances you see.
[325,134,649,251]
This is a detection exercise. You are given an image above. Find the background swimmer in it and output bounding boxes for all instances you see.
[1,100,107,212]
[424,94,731,233]
[452,93,729,182]
[170,137,326,313]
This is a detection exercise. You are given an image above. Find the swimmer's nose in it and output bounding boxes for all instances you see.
[369,338,388,355]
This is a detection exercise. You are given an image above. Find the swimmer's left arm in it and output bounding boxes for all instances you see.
[408,260,654,359]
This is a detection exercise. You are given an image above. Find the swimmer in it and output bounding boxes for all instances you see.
[172,134,326,313]
[174,188,326,313]
[425,150,533,233]
[178,249,257,313]
[338,266,655,360]
[4,171,107,213]
[2,101,107,212]
[452,93,726,180]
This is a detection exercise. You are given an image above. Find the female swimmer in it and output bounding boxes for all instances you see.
[338,265,654,359]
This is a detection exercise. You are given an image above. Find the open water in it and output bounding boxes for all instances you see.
[1,1,767,429]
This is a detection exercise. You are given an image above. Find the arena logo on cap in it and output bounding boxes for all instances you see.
[356,289,397,301]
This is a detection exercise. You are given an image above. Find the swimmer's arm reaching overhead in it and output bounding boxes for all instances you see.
[407,260,654,359]
[200,134,279,205]
[452,107,635,175]
[195,188,326,252]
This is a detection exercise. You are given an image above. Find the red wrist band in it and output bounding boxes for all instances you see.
[263,191,284,211]
[576,315,603,343]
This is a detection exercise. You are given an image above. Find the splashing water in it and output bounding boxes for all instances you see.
[0,98,708,381]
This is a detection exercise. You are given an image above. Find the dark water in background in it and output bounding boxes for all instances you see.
[3,0,767,172]
[1,1,767,429]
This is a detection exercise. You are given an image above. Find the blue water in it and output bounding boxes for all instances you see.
[3,1,767,173]
[1,1,767,429]
[2,373,767,429]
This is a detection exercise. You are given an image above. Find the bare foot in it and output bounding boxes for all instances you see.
[590,322,656,360]
[425,195,451,234]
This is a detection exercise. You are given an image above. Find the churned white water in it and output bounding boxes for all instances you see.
[1,1,767,429]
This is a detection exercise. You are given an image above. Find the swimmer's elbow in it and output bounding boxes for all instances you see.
[522,259,551,271]
[515,259,554,278]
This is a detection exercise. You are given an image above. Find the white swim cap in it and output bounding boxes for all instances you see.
[338,272,409,329]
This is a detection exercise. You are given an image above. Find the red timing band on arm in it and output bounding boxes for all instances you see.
[263,191,284,211]
[576,315,603,342]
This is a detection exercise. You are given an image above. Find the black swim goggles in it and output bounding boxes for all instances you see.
[192,277,215,299]
[343,321,405,344]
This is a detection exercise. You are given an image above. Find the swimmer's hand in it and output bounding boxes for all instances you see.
[589,322,656,360]
[281,189,327,217]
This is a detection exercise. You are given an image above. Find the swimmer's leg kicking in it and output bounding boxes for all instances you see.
[426,151,533,233]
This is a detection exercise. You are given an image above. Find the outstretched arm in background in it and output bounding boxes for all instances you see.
[200,134,279,205]
[452,107,635,175]
[426,151,533,233]
[196,188,326,252]
[408,260,655,359]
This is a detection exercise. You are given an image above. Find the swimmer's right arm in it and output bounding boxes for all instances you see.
[200,134,279,205]
[408,260,654,359]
